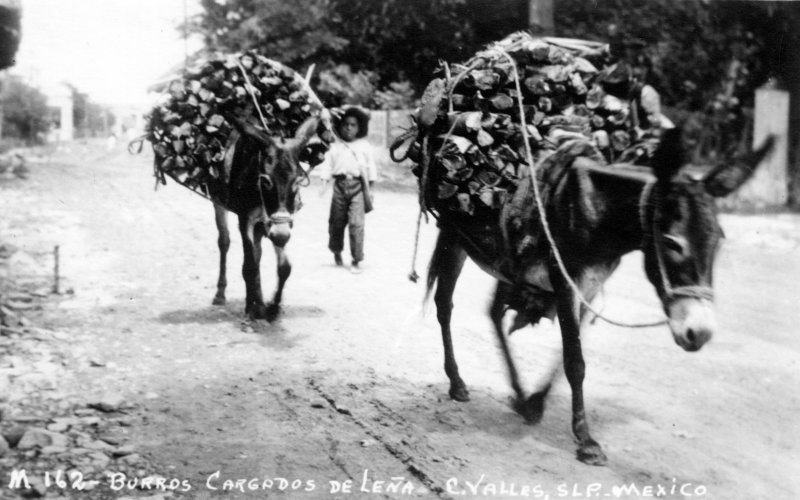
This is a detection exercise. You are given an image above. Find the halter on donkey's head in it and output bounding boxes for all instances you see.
[639,127,775,351]
[639,131,716,306]
[229,114,326,248]
[229,60,332,244]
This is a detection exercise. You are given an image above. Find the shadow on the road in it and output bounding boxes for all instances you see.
[391,383,579,451]
[156,303,328,352]
[247,305,327,350]
[157,304,241,325]
[158,303,326,325]
[275,304,326,319]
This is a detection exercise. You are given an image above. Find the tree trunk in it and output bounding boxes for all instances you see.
[528,0,554,36]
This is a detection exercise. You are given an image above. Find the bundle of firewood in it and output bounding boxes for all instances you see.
[144,51,331,196]
[405,32,663,215]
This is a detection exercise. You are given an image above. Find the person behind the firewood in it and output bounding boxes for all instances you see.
[318,107,377,274]
[605,26,674,132]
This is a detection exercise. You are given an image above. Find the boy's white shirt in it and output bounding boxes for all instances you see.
[317,138,378,182]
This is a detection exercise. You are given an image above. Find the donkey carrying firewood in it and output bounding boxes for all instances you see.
[208,116,329,321]
[423,128,774,465]
[139,52,336,322]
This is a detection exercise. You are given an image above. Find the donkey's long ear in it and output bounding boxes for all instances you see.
[229,116,273,148]
[704,135,775,198]
[651,127,685,184]
[293,115,321,148]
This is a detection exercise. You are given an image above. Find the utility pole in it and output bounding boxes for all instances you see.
[528,0,555,36]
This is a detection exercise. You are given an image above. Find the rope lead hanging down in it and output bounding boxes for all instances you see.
[408,209,423,283]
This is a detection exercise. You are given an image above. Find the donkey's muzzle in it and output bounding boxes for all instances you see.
[668,297,716,352]
[267,211,293,247]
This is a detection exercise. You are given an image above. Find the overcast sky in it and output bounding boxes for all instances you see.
[13,0,203,107]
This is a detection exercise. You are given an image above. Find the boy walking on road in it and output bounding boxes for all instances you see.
[318,107,378,274]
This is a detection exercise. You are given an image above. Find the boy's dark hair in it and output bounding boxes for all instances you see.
[337,106,370,139]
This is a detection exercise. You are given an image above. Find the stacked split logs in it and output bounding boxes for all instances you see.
[404,32,665,215]
[143,52,331,201]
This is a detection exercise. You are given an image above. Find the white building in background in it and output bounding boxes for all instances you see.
[44,82,74,142]
[37,82,148,144]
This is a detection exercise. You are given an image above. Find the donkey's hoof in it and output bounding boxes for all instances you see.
[576,439,607,466]
[212,294,226,306]
[514,392,546,424]
[265,302,281,322]
[246,302,269,320]
[449,384,470,402]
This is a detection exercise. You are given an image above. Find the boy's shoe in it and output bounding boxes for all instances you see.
[334,252,343,266]
[350,260,362,274]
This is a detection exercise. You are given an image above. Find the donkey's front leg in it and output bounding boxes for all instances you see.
[489,282,530,415]
[265,243,291,322]
[239,212,268,319]
[212,205,230,305]
[553,268,607,466]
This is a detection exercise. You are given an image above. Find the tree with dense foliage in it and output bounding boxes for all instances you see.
[557,2,774,145]
[313,64,377,108]
[185,0,800,204]
[186,0,347,67]
[326,0,478,89]
[555,0,800,203]
[0,75,50,144]
[185,1,784,112]
[185,0,479,104]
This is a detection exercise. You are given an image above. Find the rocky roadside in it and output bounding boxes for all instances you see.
[0,213,175,498]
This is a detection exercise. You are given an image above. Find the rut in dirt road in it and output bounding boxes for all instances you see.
[309,375,449,499]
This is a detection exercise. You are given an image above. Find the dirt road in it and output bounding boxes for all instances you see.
[1,143,799,500]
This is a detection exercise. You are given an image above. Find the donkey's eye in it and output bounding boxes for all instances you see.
[663,234,688,255]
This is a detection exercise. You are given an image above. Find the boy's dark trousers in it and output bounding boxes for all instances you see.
[328,177,366,263]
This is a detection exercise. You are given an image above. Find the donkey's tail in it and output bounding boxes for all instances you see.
[424,230,449,306]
